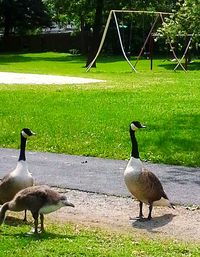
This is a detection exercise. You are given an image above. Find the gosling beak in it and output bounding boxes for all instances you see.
[64,201,75,208]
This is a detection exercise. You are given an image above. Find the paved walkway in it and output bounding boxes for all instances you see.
[0,148,199,205]
[0,72,105,84]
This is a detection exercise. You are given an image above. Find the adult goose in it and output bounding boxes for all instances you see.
[0,128,35,220]
[0,185,75,234]
[124,121,174,221]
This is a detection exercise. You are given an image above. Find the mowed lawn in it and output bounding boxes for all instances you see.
[0,221,199,257]
[0,52,200,167]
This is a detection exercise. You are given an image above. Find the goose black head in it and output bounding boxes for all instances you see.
[21,128,36,138]
[130,121,146,131]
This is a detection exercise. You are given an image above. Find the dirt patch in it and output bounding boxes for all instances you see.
[48,189,200,243]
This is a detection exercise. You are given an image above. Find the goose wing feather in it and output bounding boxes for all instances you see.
[139,168,169,203]
[0,175,21,204]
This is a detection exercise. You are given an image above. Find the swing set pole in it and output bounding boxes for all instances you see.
[86,10,113,72]
[113,11,136,72]
[134,14,159,68]
[112,10,172,15]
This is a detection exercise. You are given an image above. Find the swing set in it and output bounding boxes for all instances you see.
[86,10,194,72]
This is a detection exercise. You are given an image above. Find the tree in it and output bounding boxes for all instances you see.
[158,0,200,43]
[43,0,177,65]
[0,0,51,37]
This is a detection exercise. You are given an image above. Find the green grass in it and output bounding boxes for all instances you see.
[0,52,200,167]
[0,220,199,257]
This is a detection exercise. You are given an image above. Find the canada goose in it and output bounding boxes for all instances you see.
[124,121,174,221]
[0,128,35,220]
[0,185,75,234]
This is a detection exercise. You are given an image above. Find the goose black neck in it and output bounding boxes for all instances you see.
[130,128,140,159]
[18,134,27,161]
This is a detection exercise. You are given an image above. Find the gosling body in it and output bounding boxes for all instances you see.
[0,185,74,233]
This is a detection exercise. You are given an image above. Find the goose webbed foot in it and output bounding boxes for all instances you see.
[26,227,38,235]
[136,216,152,222]
[136,216,148,222]
[131,202,153,222]
[137,204,153,221]
[129,214,144,221]
[27,227,45,235]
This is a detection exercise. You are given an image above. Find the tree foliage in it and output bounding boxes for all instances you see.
[43,0,176,30]
[0,0,51,36]
[158,0,200,43]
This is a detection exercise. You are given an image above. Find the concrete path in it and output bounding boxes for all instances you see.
[0,72,105,85]
[0,148,199,205]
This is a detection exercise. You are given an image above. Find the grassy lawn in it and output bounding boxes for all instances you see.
[0,52,200,167]
[0,220,199,257]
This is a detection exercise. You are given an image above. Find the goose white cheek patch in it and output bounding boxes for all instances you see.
[131,123,138,131]
[21,131,29,138]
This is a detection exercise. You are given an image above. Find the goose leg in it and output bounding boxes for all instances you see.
[147,204,153,220]
[23,210,27,222]
[139,201,144,219]
[40,214,45,232]
[31,212,39,234]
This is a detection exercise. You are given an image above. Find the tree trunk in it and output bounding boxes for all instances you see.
[86,0,104,68]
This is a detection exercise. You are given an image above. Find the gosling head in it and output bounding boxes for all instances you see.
[60,195,75,208]
[130,121,146,131]
[21,128,36,138]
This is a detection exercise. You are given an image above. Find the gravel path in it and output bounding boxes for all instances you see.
[50,189,200,242]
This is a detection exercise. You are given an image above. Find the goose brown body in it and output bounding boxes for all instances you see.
[0,185,74,233]
[125,165,169,206]
[124,121,174,220]
[0,162,33,204]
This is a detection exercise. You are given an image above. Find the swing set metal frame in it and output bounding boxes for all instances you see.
[86,10,194,72]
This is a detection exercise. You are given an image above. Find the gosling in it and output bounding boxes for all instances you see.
[0,185,74,234]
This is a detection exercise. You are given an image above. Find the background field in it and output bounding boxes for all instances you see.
[0,52,199,167]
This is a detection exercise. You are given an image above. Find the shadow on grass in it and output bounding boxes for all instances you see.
[1,216,78,240]
[4,215,32,226]
[144,113,200,167]
[1,230,77,241]
[0,53,134,66]
[0,53,85,65]
[158,60,200,70]
[132,213,176,233]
